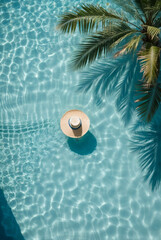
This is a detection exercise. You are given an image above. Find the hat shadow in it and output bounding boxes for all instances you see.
[67,131,97,155]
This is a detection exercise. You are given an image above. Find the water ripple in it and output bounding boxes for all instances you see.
[1,0,161,240]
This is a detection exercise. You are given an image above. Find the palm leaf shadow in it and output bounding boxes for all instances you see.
[77,53,142,125]
[115,55,142,125]
[130,112,161,191]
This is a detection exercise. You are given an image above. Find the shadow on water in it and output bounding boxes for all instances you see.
[0,189,25,240]
[77,54,142,126]
[67,131,97,155]
[77,53,161,190]
[130,108,161,191]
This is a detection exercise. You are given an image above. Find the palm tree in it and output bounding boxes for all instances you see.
[57,0,161,122]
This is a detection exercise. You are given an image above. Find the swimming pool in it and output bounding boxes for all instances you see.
[0,0,161,239]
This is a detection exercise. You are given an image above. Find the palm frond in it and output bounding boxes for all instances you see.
[138,45,160,84]
[110,32,141,50]
[113,0,145,23]
[56,4,128,33]
[130,119,161,191]
[70,23,138,69]
[150,9,161,24]
[132,0,147,15]
[133,0,161,23]
[135,82,161,122]
[150,0,158,7]
[147,0,161,11]
[154,16,161,27]
[114,34,142,57]
[147,25,160,40]
[155,0,161,12]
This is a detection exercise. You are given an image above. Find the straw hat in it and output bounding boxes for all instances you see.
[60,110,90,138]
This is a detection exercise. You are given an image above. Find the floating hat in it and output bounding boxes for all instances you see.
[60,110,90,138]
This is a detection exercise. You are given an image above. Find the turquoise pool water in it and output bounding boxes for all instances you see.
[0,0,161,239]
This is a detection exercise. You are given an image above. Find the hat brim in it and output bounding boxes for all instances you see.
[60,110,90,138]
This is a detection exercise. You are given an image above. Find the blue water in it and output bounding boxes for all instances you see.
[0,0,161,239]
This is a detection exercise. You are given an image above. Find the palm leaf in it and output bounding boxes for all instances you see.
[133,0,160,23]
[150,9,161,24]
[57,4,128,33]
[147,25,160,40]
[135,82,161,122]
[70,23,138,69]
[132,0,147,15]
[114,34,142,57]
[155,0,161,12]
[111,32,141,50]
[145,0,161,11]
[149,0,158,7]
[112,0,145,23]
[150,0,161,29]
[154,16,161,27]
[130,118,161,191]
[138,45,160,84]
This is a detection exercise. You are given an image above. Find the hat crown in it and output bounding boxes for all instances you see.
[60,110,90,138]
[69,116,81,128]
